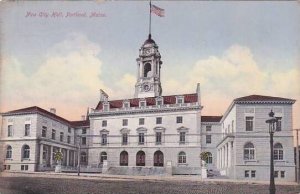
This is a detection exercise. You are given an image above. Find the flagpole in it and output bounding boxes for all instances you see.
[149,0,152,36]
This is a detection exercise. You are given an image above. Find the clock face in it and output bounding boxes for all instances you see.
[144,49,151,54]
[143,84,150,91]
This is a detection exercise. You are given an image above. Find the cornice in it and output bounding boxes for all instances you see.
[89,105,201,117]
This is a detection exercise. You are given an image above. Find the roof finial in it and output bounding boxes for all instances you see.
[148,33,152,40]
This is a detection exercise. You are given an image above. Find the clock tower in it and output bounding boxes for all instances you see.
[134,34,163,98]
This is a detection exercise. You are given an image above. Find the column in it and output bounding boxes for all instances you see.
[39,143,43,166]
[219,149,221,168]
[67,150,70,166]
[50,146,53,166]
[225,146,228,167]
[217,149,219,168]
[228,142,232,167]
[221,147,223,168]
[223,147,226,168]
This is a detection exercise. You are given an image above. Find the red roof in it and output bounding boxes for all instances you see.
[95,93,198,110]
[234,95,295,103]
[201,116,222,122]
[2,106,89,128]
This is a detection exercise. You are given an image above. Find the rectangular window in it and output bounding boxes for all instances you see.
[25,124,30,136]
[251,170,256,178]
[122,119,128,126]
[156,100,162,106]
[206,135,212,144]
[139,118,145,125]
[101,134,107,145]
[82,137,87,145]
[82,128,86,134]
[176,116,183,123]
[140,101,146,107]
[124,102,130,108]
[42,126,47,137]
[68,127,71,133]
[21,165,28,171]
[122,133,128,145]
[102,120,107,127]
[274,171,279,178]
[103,104,109,111]
[8,125,13,137]
[52,129,56,140]
[276,117,282,131]
[138,133,144,144]
[179,132,186,144]
[67,136,71,144]
[156,132,162,144]
[246,117,254,131]
[156,117,162,124]
[206,125,212,131]
[177,98,183,104]
[42,146,47,160]
[7,165,10,170]
[280,171,285,178]
[60,132,64,142]
[245,170,249,178]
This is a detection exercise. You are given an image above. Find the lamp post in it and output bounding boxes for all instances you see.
[265,110,278,194]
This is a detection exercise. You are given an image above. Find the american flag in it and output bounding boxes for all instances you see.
[151,4,165,17]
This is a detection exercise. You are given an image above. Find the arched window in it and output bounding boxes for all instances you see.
[22,145,30,159]
[144,63,151,77]
[154,150,164,167]
[274,143,283,160]
[205,152,213,164]
[120,151,128,166]
[6,145,12,159]
[100,152,107,164]
[136,151,145,166]
[80,152,87,163]
[244,142,255,160]
[178,151,186,164]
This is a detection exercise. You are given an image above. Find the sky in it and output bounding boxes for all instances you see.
[0,1,299,133]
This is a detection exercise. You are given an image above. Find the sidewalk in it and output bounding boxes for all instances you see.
[1,171,298,186]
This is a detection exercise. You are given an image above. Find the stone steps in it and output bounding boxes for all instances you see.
[106,166,166,176]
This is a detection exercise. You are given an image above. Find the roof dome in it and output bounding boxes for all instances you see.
[143,34,156,45]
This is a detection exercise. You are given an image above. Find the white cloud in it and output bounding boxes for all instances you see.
[0,33,108,120]
[163,45,300,127]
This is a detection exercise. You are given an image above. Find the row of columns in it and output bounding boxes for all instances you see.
[39,143,78,168]
[217,141,233,169]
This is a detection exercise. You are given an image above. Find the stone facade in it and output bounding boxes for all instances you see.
[0,107,89,172]
[217,99,296,181]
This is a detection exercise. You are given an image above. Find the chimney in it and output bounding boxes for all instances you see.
[81,115,86,121]
[50,108,56,114]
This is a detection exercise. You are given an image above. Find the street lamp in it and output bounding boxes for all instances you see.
[265,110,279,194]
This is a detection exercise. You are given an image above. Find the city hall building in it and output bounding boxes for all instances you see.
[0,34,296,181]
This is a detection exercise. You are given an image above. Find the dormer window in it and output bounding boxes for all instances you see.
[103,102,110,111]
[139,99,146,108]
[176,96,184,104]
[156,97,163,106]
[123,100,130,109]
